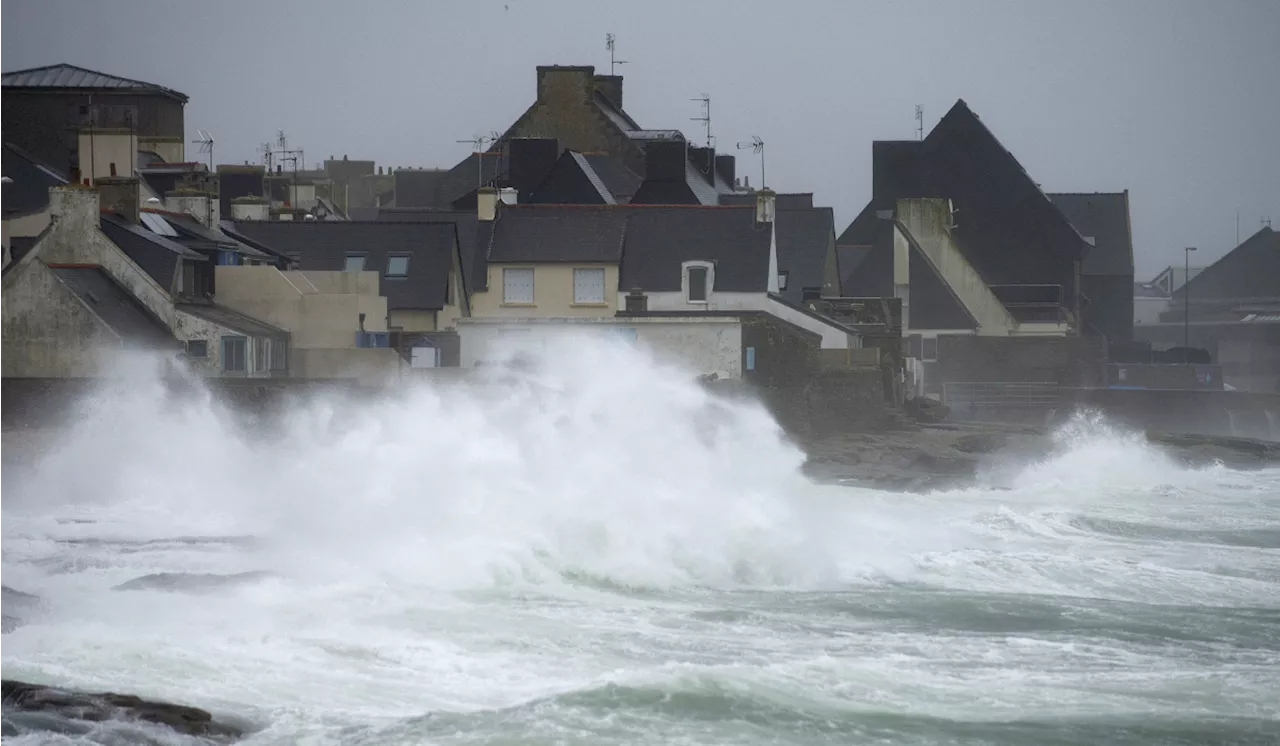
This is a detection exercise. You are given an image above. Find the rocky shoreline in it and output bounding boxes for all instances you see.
[2,680,244,742]
[800,423,1280,491]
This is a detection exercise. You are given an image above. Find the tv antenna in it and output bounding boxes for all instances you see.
[915,105,923,141]
[691,93,712,148]
[736,136,765,188]
[456,132,500,191]
[605,33,628,75]
[1263,216,1274,230]
[190,129,214,170]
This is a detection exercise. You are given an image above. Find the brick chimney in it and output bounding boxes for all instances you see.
[536,65,595,104]
[593,74,623,109]
[95,176,140,223]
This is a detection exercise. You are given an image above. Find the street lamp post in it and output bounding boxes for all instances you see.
[1184,246,1197,363]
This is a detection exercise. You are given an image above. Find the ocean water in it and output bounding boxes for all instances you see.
[3,338,1279,745]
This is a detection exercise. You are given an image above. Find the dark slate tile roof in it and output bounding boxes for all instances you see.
[175,302,287,338]
[593,92,641,132]
[392,169,450,208]
[774,207,834,305]
[100,213,205,290]
[837,245,872,292]
[347,206,379,221]
[1048,192,1135,277]
[8,236,40,267]
[487,207,627,263]
[227,221,460,311]
[2,142,67,215]
[1174,227,1280,301]
[864,99,1089,294]
[582,155,641,202]
[619,206,772,292]
[373,208,481,296]
[2,63,188,102]
[569,152,616,204]
[51,266,178,348]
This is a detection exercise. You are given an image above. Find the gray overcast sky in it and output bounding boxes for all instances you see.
[4,0,1277,276]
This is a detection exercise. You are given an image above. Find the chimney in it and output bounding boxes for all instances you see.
[714,154,735,186]
[643,140,688,182]
[508,137,559,202]
[593,74,623,109]
[231,197,270,221]
[755,188,776,226]
[625,288,648,313]
[536,65,595,104]
[95,176,140,223]
[477,186,498,221]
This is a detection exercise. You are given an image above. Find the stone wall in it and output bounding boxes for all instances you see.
[938,334,1106,386]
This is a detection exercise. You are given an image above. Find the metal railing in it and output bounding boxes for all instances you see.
[942,382,1062,423]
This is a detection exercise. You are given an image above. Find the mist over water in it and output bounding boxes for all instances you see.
[4,337,1279,745]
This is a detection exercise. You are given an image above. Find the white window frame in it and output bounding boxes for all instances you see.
[502,266,535,305]
[572,267,607,305]
[682,260,714,304]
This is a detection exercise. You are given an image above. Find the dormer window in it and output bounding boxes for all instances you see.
[684,261,713,304]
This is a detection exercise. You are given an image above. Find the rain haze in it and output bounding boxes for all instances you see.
[3,0,1277,276]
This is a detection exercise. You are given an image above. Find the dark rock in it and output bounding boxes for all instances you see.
[112,571,272,593]
[904,396,950,424]
[2,679,243,741]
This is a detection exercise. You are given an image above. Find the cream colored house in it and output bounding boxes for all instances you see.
[214,265,403,381]
[469,195,625,319]
[224,220,469,333]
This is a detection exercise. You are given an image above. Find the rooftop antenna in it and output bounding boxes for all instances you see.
[456,132,499,191]
[261,142,274,171]
[915,105,923,141]
[191,129,215,170]
[271,130,305,206]
[736,136,765,188]
[1264,216,1274,230]
[605,33,628,75]
[691,93,712,148]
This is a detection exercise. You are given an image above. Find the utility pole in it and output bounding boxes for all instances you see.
[1184,246,1197,363]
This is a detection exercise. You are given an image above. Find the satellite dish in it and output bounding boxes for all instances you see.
[146,197,161,204]
[304,213,317,221]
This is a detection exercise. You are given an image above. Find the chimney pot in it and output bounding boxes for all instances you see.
[476,186,498,222]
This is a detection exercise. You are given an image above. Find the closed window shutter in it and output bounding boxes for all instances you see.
[573,268,605,304]
[503,268,534,304]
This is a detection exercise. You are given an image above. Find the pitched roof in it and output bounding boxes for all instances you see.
[2,63,187,102]
[569,152,616,204]
[618,206,772,292]
[774,207,835,305]
[582,155,642,202]
[50,266,178,348]
[488,207,627,263]
[854,100,1089,292]
[372,208,481,295]
[141,209,272,259]
[227,221,461,311]
[2,142,68,215]
[1174,227,1280,301]
[175,302,287,338]
[99,213,205,290]
[1048,192,1135,276]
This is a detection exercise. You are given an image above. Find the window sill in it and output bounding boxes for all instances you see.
[686,300,709,305]
[570,302,609,308]
[501,302,537,308]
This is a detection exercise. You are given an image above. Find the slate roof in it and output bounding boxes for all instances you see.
[7,236,40,268]
[227,221,461,311]
[583,155,642,202]
[2,63,188,102]
[840,100,1088,295]
[570,152,616,204]
[1174,227,1280,301]
[774,207,835,305]
[372,208,481,294]
[51,266,178,348]
[2,142,68,215]
[487,207,627,263]
[99,213,206,290]
[1048,192,1134,277]
[141,209,271,259]
[619,206,772,292]
[530,151,626,205]
[837,245,872,292]
[175,302,287,338]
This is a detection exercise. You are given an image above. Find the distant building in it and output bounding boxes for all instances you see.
[2,63,188,180]
[1136,227,1280,392]
[1048,192,1136,344]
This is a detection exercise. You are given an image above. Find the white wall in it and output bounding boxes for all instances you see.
[630,290,855,350]
[457,316,744,379]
